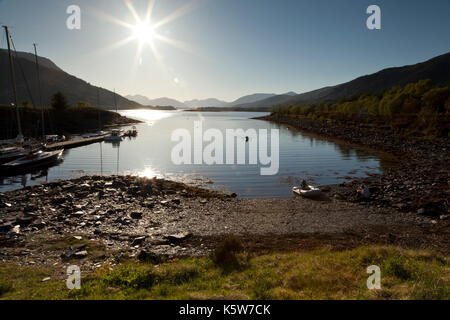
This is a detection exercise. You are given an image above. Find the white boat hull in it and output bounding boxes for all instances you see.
[1,149,63,173]
[293,186,322,198]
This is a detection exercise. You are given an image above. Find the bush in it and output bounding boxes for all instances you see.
[212,236,244,272]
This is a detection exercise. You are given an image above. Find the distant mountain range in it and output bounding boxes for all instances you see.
[125,95,186,108]
[126,92,298,109]
[183,98,228,108]
[0,49,140,109]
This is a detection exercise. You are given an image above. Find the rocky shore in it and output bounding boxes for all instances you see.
[260,115,449,218]
[1,175,448,272]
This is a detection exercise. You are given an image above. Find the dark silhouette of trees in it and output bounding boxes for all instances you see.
[51,92,68,111]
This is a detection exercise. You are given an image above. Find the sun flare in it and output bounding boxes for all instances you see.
[132,21,155,44]
[92,0,196,79]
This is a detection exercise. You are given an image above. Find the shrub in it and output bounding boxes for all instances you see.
[212,236,244,272]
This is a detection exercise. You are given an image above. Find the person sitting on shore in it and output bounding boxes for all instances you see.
[357,185,370,199]
[301,179,309,190]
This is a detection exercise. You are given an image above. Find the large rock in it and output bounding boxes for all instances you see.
[61,244,88,261]
[131,236,146,246]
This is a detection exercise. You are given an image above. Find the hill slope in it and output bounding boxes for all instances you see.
[245,52,450,108]
[0,49,140,110]
[228,93,276,107]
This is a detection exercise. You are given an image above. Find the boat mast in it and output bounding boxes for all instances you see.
[113,88,118,113]
[3,26,22,138]
[33,43,45,142]
[97,87,101,130]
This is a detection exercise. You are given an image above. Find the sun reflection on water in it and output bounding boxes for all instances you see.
[119,109,175,125]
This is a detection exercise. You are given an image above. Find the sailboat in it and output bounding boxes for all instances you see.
[0,27,63,174]
[105,90,123,143]
[0,26,27,162]
[1,149,63,173]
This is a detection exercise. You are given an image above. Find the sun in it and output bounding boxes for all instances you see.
[132,21,154,44]
[93,0,196,72]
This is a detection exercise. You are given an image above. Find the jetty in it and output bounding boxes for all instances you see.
[44,134,110,151]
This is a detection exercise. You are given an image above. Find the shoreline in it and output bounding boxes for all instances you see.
[0,174,448,270]
[257,115,449,218]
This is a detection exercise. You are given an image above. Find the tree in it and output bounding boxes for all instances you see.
[51,92,68,111]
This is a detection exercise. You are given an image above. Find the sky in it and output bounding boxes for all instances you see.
[0,0,449,102]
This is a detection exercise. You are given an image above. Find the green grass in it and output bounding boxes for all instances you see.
[0,246,448,300]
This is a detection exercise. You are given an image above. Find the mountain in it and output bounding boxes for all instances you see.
[11,51,62,72]
[235,92,298,108]
[126,93,284,109]
[243,52,450,108]
[0,49,140,109]
[146,97,185,108]
[184,98,228,108]
[125,95,186,108]
[124,94,153,106]
[228,93,276,107]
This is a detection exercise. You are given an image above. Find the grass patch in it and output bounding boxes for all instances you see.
[0,280,13,297]
[0,246,448,300]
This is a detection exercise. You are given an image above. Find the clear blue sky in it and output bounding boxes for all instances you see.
[0,0,449,101]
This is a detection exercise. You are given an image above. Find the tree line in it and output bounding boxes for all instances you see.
[19,91,92,111]
[272,79,450,137]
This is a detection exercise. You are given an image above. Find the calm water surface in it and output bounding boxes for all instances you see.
[0,110,384,197]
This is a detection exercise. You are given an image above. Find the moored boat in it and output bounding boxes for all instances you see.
[45,135,66,144]
[104,129,123,142]
[1,149,64,174]
[293,185,322,198]
[0,146,27,163]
